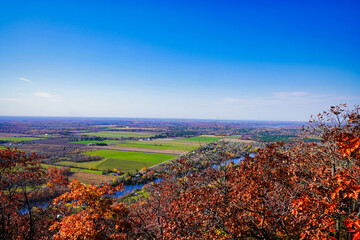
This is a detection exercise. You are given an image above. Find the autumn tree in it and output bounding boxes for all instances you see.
[0,148,69,240]
[50,180,131,239]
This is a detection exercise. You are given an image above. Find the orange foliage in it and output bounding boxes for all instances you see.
[51,180,131,239]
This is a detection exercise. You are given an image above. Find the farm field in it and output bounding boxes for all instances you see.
[85,150,176,164]
[79,131,157,138]
[179,135,222,143]
[70,140,121,145]
[82,169,102,174]
[35,134,53,137]
[56,159,106,168]
[41,163,81,173]
[0,137,41,142]
[96,158,152,171]
[92,145,185,155]
[83,149,176,171]
[116,140,200,151]
[69,171,114,185]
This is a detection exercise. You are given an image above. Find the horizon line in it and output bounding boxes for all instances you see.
[0,115,307,123]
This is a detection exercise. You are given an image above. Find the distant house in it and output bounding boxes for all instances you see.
[139,138,152,141]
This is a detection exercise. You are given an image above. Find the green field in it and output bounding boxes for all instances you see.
[117,141,200,151]
[0,137,41,142]
[85,150,176,164]
[180,136,222,143]
[35,134,52,137]
[82,169,103,174]
[41,164,82,173]
[96,158,152,171]
[70,140,121,145]
[83,150,176,171]
[46,149,177,173]
[79,131,157,138]
[56,159,106,168]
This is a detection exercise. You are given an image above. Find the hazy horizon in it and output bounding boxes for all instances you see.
[1,1,359,121]
[0,115,308,124]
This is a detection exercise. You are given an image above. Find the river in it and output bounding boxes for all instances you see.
[23,155,253,212]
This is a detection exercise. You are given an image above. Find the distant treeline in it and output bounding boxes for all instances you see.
[70,136,106,142]
[155,130,198,138]
[255,134,297,143]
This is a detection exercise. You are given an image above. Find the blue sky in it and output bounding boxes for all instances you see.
[0,0,359,121]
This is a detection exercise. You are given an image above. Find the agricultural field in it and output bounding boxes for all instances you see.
[82,169,103,174]
[0,137,41,142]
[115,135,222,151]
[41,163,81,173]
[116,140,200,151]
[85,150,176,164]
[79,131,157,138]
[96,159,151,171]
[84,149,176,171]
[56,159,106,168]
[69,171,114,185]
[179,135,222,143]
[70,140,121,145]
[35,134,53,137]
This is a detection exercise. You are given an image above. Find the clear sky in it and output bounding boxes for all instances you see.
[0,0,359,121]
